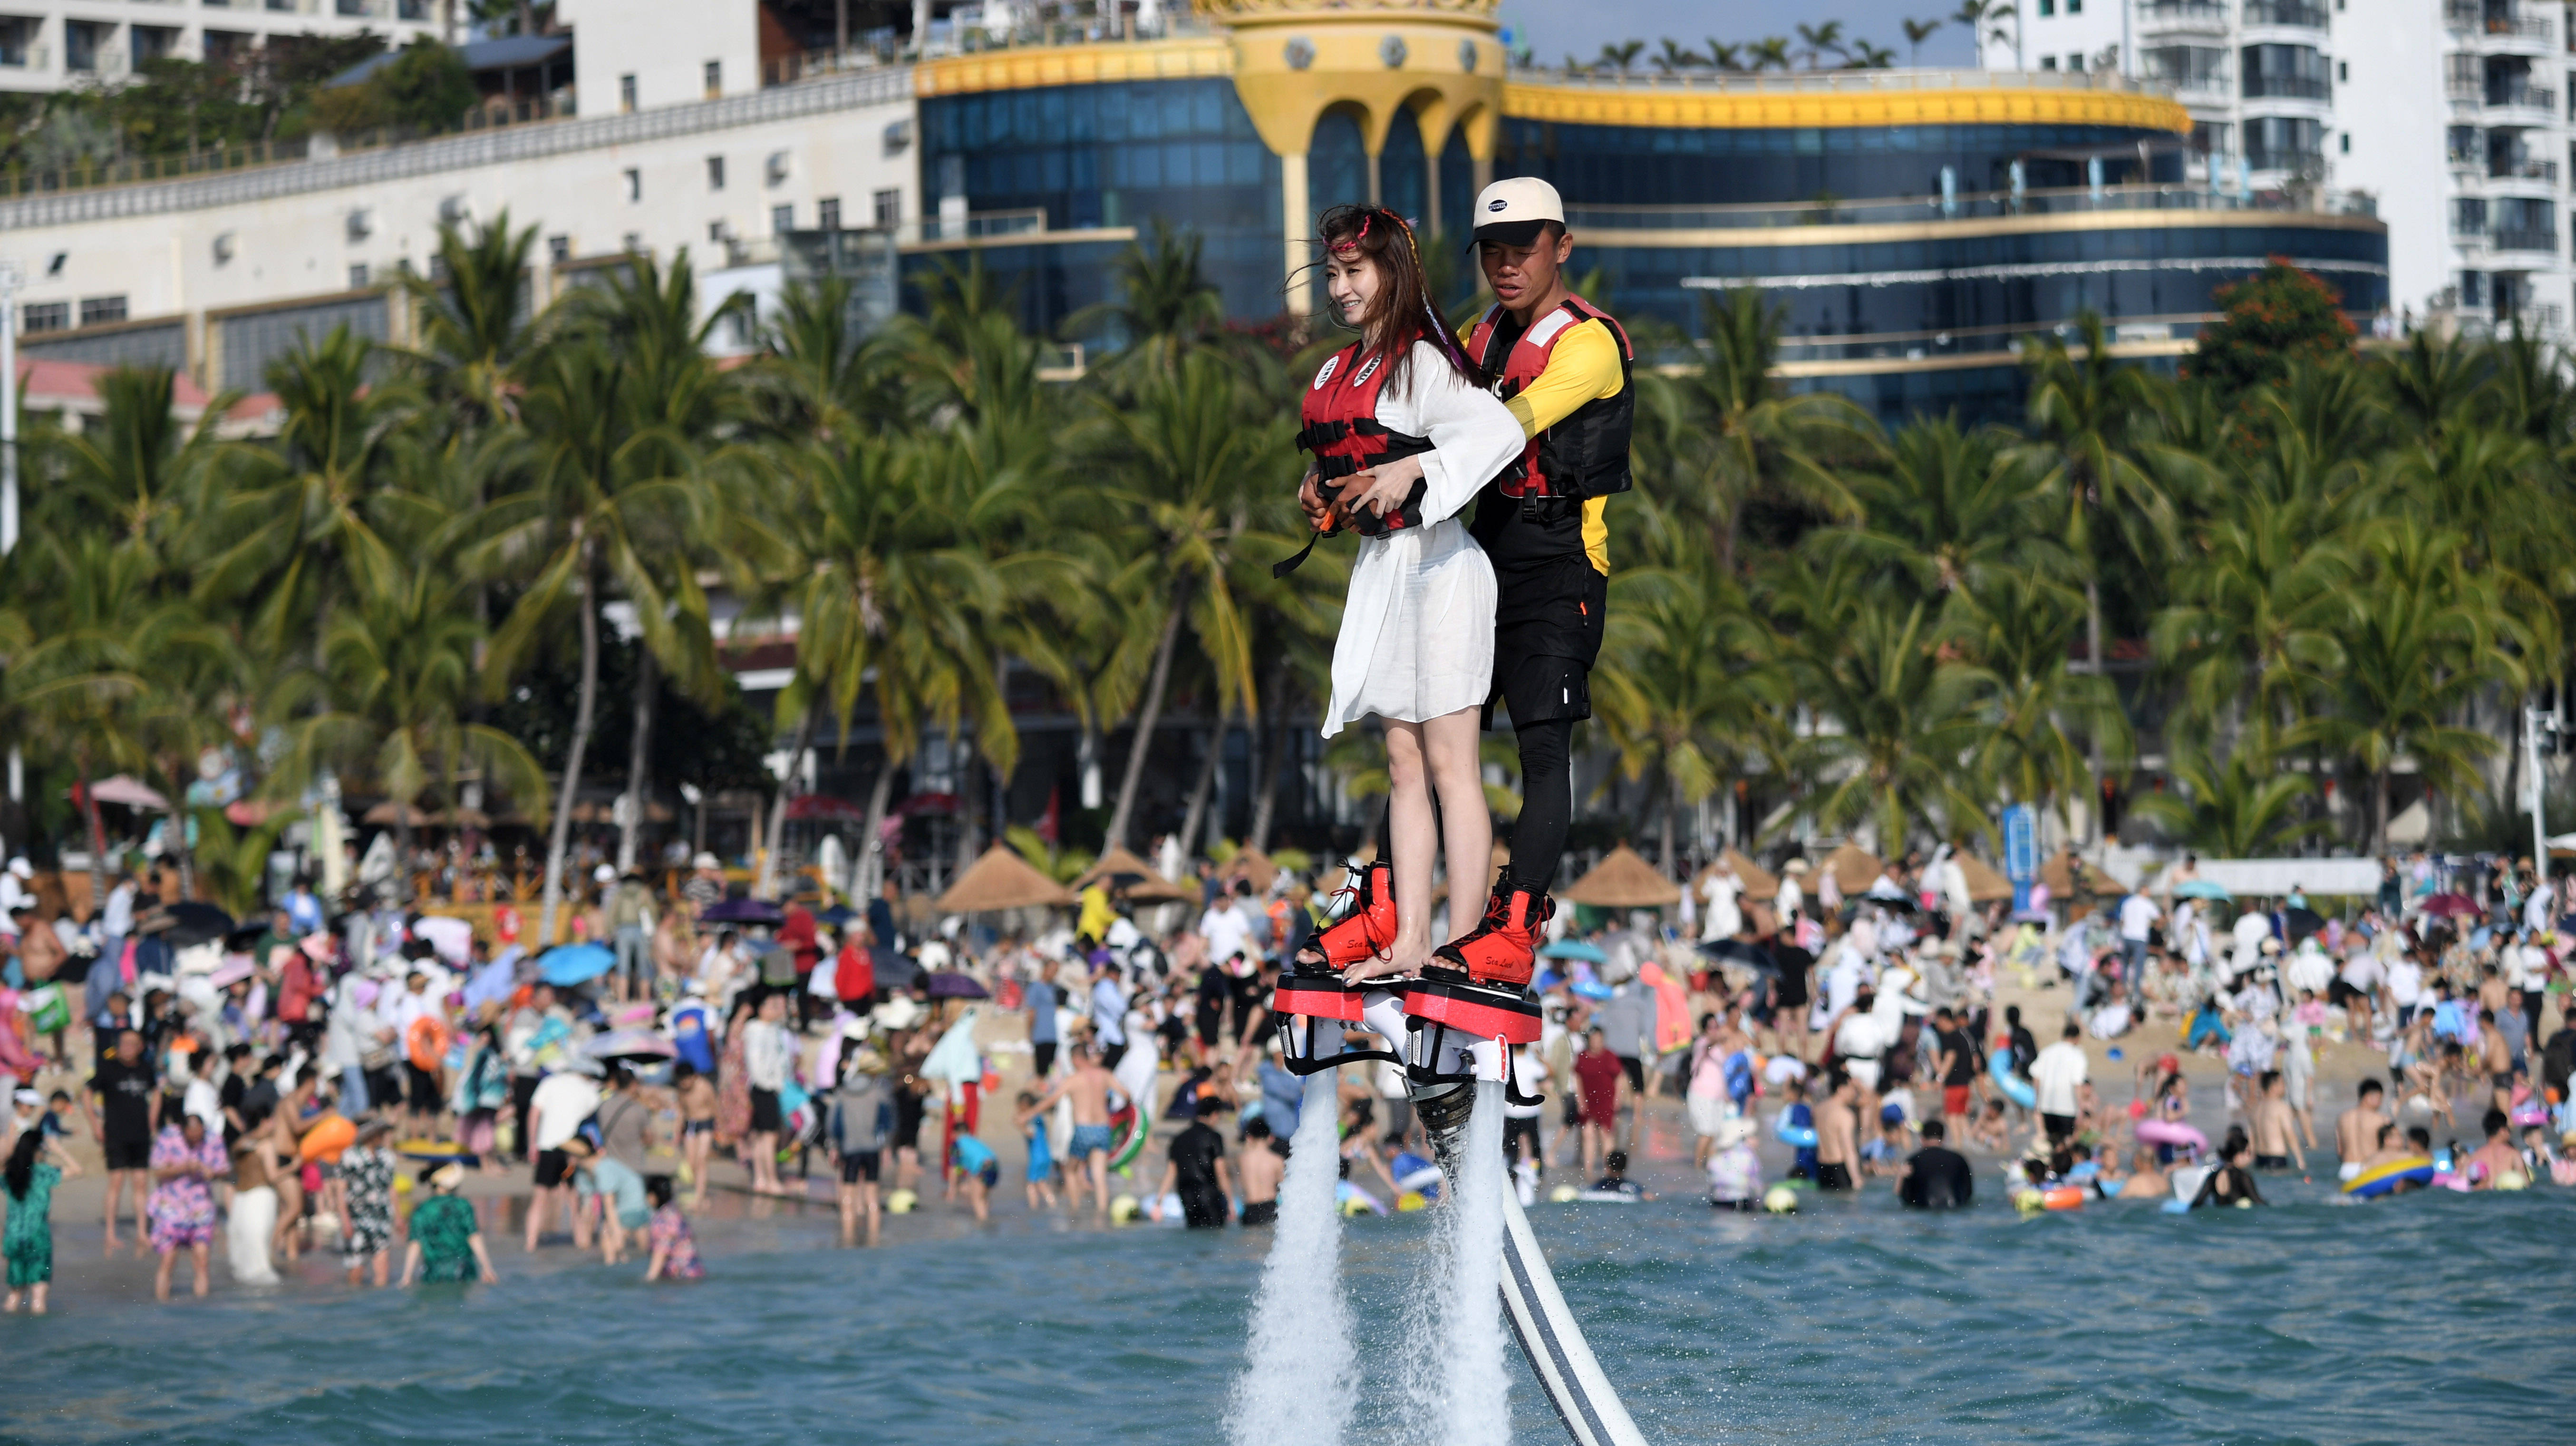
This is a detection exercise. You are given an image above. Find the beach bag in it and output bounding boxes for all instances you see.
[24,981,69,1035]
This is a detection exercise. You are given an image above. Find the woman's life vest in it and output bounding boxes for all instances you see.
[1465,297,1635,502]
[1275,340,1435,577]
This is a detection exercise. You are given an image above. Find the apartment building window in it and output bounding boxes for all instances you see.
[704,60,721,97]
[132,25,178,65]
[2040,54,2058,68]
[2340,132,2350,153]
[2458,269,2488,307]
[398,0,433,16]
[266,0,293,10]
[65,19,105,72]
[426,254,448,282]
[2246,114,2327,169]
[349,263,370,288]
[624,168,641,202]
[2068,0,2082,11]
[0,18,29,68]
[2241,43,2331,100]
[548,234,571,264]
[817,196,841,230]
[2068,52,2086,69]
[336,0,370,15]
[80,295,127,326]
[20,301,67,334]
[2453,196,2490,235]
[622,232,644,252]
[707,155,726,191]
[619,73,637,112]
[203,30,251,64]
[2037,0,2053,15]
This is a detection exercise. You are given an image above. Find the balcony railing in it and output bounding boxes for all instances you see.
[2489,156,2559,180]
[2246,146,2326,171]
[2138,0,2230,25]
[2244,74,2331,99]
[1571,181,2374,233]
[2243,0,2329,24]
[2488,84,2558,108]
[2492,226,2560,250]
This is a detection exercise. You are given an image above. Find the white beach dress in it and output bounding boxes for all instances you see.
[1319,341,1524,738]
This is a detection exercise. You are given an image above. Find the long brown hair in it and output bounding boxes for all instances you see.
[1314,204,1476,399]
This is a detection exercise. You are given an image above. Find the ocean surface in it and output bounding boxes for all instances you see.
[4,1174,2567,1446]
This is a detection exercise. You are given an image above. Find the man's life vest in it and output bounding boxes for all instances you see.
[1274,340,1435,577]
[1466,297,1635,502]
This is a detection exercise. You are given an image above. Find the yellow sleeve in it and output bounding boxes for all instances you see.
[1501,319,1624,438]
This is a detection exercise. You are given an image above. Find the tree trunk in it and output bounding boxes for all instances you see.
[394,805,412,903]
[165,796,194,902]
[538,551,600,947]
[617,646,658,872]
[1659,771,1679,878]
[1249,680,1286,855]
[2083,576,2104,843]
[2374,767,2391,855]
[78,765,108,884]
[1103,595,1187,852]
[759,699,820,900]
[1178,707,1226,863]
[853,760,897,904]
[954,731,982,875]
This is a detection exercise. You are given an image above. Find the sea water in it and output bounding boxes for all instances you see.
[7,1168,2572,1444]
[1224,1069,1356,1446]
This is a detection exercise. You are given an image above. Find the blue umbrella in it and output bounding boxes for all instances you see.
[1571,979,1615,1000]
[2174,879,2231,901]
[537,942,615,987]
[818,904,861,927]
[1540,940,1608,963]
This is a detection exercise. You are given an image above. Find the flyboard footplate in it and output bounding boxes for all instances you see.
[1498,1184,1650,1446]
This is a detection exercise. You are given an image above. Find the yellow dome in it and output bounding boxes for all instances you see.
[1195,0,1498,20]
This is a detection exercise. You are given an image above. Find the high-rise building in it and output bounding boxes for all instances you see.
[2002,0,2567,333]
[0,0,445,94]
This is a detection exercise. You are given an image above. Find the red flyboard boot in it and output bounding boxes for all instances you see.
[1429,878,1551,990]
[1275,860,1399,1028]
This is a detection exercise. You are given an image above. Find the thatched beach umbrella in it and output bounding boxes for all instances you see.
[1821,842,1883,896]
[1559,845,1682,909]
[1072,846,1193,902]
[937,845,1076,913]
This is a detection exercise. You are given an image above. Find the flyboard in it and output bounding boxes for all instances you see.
[1271,866,1652,1446]
[1499,1182,1652,1446]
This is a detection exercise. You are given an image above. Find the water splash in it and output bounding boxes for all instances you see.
[1427,1079,1512,1446]
[1225,1068,1357,1446]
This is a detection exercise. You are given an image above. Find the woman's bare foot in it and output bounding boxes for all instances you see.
[1342,934,1430,985]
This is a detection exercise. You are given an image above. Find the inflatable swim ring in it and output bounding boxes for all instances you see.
[1108,1100,1151,1174]
[2042,1186,2085,1212]
[2134,1119,2209,1155]
[1772,1112,1819,1149]
[2341,1155,2433,1198]
[298,1113,355,1164]
[405,1014,450,1073]
[1987,1048,2036,1110]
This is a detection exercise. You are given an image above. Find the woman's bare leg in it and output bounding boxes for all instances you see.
[1422,708,1492,944]
[1351,720,1437,980]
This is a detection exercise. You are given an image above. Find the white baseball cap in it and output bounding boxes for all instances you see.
[1472,176,1565,246]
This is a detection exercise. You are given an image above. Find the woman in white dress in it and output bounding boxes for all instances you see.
[1293,205,1525,980]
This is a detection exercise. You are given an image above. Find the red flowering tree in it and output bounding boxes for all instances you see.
[2185,256,2357,399]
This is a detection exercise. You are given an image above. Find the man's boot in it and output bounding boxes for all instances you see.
[1429,877,1552,990]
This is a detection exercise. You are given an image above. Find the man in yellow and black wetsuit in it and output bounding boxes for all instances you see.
[1430,175,1635,989]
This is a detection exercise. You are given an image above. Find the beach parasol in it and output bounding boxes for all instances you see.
[1954,852,2014,904]
[1539,940,1608,963]
[1072,846,1193,902]
[2174,878,2232,901]
[137,901,237,948]
[536,942,615,986]
[937,844,1076,913]
[1696,938,1782,976]
[82,775,169,809]
[1221,847,1279,893]
[924,971,990,1000]
[2282,906,2327,944]
[1558,846,1683,909]
[583,1028,678,1062]
[700,896,785,925]
[1820,843,1883,896]
[361,800,434,827]
[2419,893,2480,920]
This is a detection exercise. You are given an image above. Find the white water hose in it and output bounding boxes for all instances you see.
[1497,1185,1650,1446]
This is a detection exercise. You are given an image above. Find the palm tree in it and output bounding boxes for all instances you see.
[1794,21,1847,68]
[1092,352,1291,852]
[1825,415,2068,610]
[1847,41,1898,67]
[1707,39,1745,70]
[53,366,227,556]
[1647,286,1873,575]
[1748,37,1793,70]
[195,327,427,674]
[1598,40,1646,72]
[1654,39,1704,73]
[1902,17,1943,65]
[397,211,542,430]
[2303,527,2549,850]
[1950,0,2015,62]
[1596,560,1782,873]
[749,277,906,444]
[1952,565,2131,831]
[1772,562,1994,854]
[268,560,550,867]
[476,275,725,939]
[2130,740,2330,857]
[1062,220,1226,374]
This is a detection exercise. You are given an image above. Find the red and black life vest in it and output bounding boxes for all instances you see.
[1274,341,1434,577]
[1466,296,1636,501]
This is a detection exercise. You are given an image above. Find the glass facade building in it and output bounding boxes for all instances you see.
[903,25,2387,424]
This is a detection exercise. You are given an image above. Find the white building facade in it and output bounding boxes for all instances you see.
[1998,0,2573,333]
[0,0,445,94]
